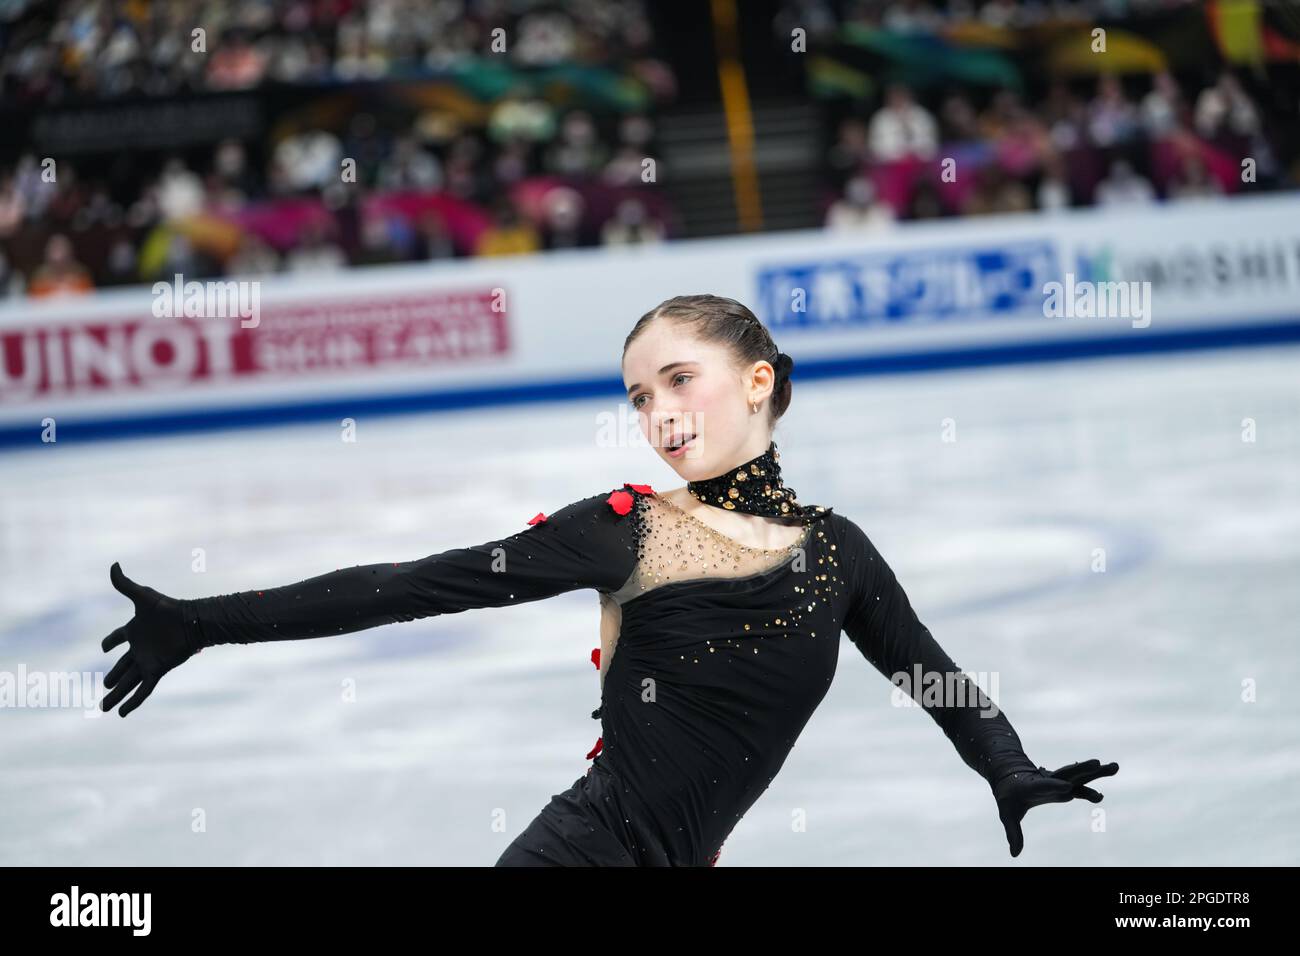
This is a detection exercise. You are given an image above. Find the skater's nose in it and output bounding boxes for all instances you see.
[650,409,682,439]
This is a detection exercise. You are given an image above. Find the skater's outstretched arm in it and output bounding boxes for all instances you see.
[839,517,1038,786]
[838,517,1118,856]
[99,489,640,717]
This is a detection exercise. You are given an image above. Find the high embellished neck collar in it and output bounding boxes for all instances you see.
[686,440,823,523]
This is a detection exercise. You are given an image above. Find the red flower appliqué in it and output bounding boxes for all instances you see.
[591,647,600,669]
[586,736,603,759]
[606,490,634,515]
[608,483,655,516]
[527,512,547,526]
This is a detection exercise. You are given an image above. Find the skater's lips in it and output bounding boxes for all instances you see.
[663,433,695,454]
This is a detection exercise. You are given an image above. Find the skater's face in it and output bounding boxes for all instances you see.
[623,320,778,480]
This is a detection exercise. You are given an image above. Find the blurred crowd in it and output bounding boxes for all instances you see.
[5,0,1299,299]
[822,69,1293,230]
[0,0,659,102]
[0,103,669,298]
[0,0,673,299]
[777,0,1202,38]
[799,0,1300,230]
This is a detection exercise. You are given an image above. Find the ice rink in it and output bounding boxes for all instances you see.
[2,343,1298,866]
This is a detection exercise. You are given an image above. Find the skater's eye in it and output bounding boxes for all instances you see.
[630,373,692,410]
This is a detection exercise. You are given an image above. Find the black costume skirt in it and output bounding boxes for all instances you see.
[495,760,641,866]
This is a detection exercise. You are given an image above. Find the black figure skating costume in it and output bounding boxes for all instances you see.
[167,441,1038,865]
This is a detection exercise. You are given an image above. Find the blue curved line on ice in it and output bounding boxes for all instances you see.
[923,516,1156,619]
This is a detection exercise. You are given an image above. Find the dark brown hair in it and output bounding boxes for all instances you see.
[623,294,793,423]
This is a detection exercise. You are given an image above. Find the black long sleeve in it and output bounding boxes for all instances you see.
[180,490,640,648]
[840,518,1038,789]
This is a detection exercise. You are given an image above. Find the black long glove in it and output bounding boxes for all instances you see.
[100,562,203,717]
[98,489,641,717]
[839,517,1120,857]
[992,758,1120,857]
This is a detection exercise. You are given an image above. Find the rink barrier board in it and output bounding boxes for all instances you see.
[3,315,1298,450]
[5,195,1300,450]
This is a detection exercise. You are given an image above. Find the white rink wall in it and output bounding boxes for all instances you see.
[2,194,1299,445]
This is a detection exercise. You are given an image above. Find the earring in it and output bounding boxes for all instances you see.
[751,402,758,414]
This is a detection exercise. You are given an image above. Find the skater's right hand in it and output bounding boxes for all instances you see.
[100,562,201,717]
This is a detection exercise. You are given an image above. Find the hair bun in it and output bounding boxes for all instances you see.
[773,351,794,384]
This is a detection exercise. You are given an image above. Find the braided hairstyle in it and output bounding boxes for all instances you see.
[623,294,795,425]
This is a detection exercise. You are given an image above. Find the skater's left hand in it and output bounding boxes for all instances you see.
[992,759,1118,857]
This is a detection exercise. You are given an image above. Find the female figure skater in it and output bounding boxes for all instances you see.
[99,294,1118,866]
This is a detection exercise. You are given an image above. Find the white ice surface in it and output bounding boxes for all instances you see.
[1,344,1297,865]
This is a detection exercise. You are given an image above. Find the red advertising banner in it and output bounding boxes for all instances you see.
[0,287,509,401]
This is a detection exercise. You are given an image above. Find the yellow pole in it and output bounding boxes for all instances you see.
[710,0,763,231]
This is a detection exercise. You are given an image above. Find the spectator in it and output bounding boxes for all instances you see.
[541,187,586,250]
[1087,74,1140,148]
[513,7,579,66]
[354,215,404,266]
[825,176,896,231]
[979,0,1021,28]
[475,199,541,256]
[619,113,655,151]
[1037,154,1073,212]
[228,235,282,276]
[155,159,205,221]
[493,138,535,187]
[940,92,980,142]
[104,237,139,286]
[601,197,665,245]
[333,20,389,80]
[158,233,203,280]
[286,222,347,272]
[0,174,26,238]
[907,178,944,219]
[827,117,872,184]
[1168,154,1224,201]
[488,86,558,144]
[0,248,24,297]
[882,0,943,33]
[773,0,838,47]
[12,154,57,222]
[443,135,490,203]
[546,110,608,177]
[207,29,269,89]
[1094,159,1156,206]
[867,84,938,163]
[1042,80,1086,152]
[1195,71,1262,141]
[212,139,258,200]
[603,144,653,187]
[1141,71,1186,138]
[28,234,93,298]
[377,136,444,191]
[272,130,344,193]
[413,210,457,260]
[963,165,1032,215]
